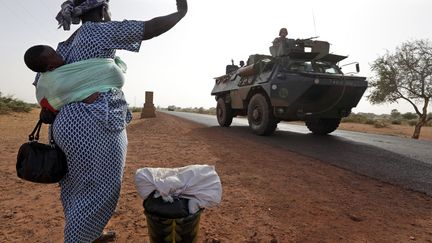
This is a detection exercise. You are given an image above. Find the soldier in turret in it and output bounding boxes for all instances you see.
[272,28,288,46]
[271,28,297,56]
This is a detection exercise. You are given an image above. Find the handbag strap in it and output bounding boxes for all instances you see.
[29,119,57,145]
[29,120,43,141]
[49,125,56,145]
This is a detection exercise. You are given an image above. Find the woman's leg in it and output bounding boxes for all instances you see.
[53,102,127,243]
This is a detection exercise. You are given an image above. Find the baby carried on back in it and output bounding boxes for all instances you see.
[25,45,127,112]
[37,57,127,112]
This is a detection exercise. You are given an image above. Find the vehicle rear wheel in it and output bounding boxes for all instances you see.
[247,94,278,135]
[305,118,341,135]
[216,98,233,127]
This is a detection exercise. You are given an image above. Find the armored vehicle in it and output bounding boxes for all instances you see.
[211,38,368,135]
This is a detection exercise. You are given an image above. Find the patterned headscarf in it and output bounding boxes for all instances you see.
[56,0,109,30]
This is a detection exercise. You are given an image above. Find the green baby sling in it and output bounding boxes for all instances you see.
[36,57,127,111]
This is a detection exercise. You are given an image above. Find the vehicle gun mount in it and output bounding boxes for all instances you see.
[211,37,367,135]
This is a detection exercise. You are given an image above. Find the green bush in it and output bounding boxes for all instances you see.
[365,119,375,125]
[0,92,33,114]
[130,107,142,113]
[197,107,205,114]
[175,107,216,115]
[390,109,401,119]
[0,102,11,114]
[402,112,418,120]
[391,119,402,125]
[374,120,389,128]
[342,113,368,123]
[207,107,216,115]
[408,119,418,126]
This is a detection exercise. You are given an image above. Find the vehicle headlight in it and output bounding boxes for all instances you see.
[278,88,289,98]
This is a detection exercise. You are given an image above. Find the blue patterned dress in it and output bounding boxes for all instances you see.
[48,20,144,242]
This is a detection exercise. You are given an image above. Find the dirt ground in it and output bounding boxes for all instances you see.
[1,110,432,242]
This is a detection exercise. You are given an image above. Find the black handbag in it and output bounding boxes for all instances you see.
[16,119,67,183]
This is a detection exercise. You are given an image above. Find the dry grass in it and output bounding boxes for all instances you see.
[338,122,432,141]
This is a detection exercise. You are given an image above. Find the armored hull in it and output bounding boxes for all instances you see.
[211,39,368,135]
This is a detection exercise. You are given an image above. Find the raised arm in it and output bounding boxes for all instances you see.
[142,0,188,40]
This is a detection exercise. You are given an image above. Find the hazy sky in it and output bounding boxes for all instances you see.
[1,0,431,114]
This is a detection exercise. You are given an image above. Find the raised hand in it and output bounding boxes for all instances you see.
[142,0,188,40]
[176,0,188,16]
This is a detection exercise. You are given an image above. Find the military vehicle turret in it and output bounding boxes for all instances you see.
[211,37,368,135]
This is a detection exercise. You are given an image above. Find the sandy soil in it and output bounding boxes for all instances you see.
[1,110,432,242]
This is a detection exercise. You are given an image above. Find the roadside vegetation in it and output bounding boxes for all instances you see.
[161,106,216,115]
[368,39,432,138]
[129,107,143,113]
[3,94,429,130]
[342,109,432,128]
[163,105,431,128]
[0,92,36,115]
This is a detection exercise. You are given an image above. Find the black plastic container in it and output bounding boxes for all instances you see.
[143,193,202,243]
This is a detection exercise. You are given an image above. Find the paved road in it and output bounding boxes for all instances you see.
[162,111,432,196]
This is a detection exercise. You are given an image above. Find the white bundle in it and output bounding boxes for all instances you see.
[135,164,222,214]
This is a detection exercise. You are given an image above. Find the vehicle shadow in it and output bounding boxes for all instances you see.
[197,125,432,196]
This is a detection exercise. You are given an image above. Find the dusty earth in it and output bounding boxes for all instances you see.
[1,109,432,242]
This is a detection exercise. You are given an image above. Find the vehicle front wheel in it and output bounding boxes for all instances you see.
[247,94,278,135]
[216,98,233,127]
[305,118,341,135]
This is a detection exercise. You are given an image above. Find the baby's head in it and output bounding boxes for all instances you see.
[24,45,65,73]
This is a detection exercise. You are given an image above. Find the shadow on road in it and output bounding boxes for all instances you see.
[198,125,432,196]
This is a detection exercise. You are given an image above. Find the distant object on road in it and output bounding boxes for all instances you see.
[211,37,367,136]
[167,105,176,111]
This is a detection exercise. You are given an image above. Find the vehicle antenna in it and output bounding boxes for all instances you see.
[312,9,317,37]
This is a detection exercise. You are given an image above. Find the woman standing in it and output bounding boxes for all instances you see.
[34,0,188,242]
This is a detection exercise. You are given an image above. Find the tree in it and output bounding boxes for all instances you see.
[390,109,401,119]
[368,39,432,139]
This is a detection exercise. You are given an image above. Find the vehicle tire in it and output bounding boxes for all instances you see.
[247,93,278,135]
[305,118,341,135]
[216,98,233,127]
